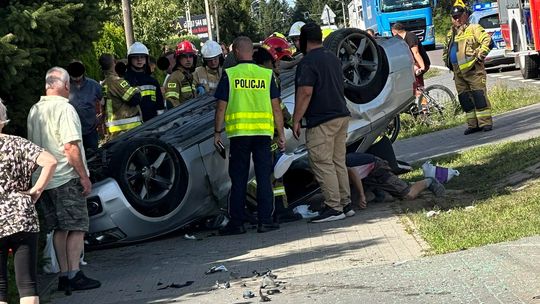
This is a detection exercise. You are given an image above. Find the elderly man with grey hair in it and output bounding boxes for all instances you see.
[27,67,101,294]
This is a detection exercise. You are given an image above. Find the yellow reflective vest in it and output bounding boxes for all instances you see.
[443,23,492,72]
[225,63,274,138]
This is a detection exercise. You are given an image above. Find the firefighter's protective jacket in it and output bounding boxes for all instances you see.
[443,23,492,72]
[164,67,195,107]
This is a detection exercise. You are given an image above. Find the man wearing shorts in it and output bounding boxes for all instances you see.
[345,152,445,208]
[27,67,101,293]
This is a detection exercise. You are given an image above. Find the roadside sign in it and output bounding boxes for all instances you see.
[321,4,336,25]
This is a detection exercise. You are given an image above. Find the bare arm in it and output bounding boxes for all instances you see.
[410,46,425,71]
[347,168,367,209]
[271,98,285,150]
[28,151,57,203]
[64,141,91,196]
[292,86,313,139]
[214,100,227,147]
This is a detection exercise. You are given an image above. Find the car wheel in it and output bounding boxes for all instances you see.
[109,138,188,218]
[323,28,389,104]
[385,115,401,143]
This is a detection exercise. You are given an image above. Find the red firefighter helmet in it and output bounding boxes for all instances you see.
[261,36,293,61]
[175,40,197,57]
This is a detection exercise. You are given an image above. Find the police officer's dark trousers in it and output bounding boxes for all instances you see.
[228,135,274,226]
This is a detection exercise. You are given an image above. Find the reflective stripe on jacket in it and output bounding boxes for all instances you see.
[443,23,492,72]
[225,63,274,138]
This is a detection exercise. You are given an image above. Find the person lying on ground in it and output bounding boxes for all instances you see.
[346,152,445,209]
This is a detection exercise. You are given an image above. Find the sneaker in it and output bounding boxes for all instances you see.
[482,125,493,132]
[218,223,246,236]
[69,271,101,291]
[257,222,280,233]
[58,276,69,291]
[428,177,446,197]
[464,127,482,135]
[310,208,346,223]
[343,204,355,217]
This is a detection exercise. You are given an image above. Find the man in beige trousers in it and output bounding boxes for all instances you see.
[292,23,354,223]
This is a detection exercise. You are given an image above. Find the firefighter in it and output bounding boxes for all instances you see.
[124,42,165,121]
[193,40,223,96]
[98,53,142,140]
[214,36,285,235]
[164,40,197,107]
[281,21,306,70]
[443,0,493,135]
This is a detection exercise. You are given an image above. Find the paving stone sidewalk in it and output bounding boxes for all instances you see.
[48,201,427,304]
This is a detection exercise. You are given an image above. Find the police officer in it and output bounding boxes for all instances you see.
[214,36,285,235]
[193,40,223,96]
[98,54,142,139]
[164,40,197,107]
[124,42,165,121]
[443,0,493,135]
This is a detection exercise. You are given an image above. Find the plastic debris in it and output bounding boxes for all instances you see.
[205,265,228,274]
[259,287,271,302]
[243,290,255,299]
[292,205,319,219]
[267,288,281,295]
[426,210,440,218]
[157,281,194,290]
[422,160,460,183]
[261,275,277,289]
[213,280,230,289]
[183,234,197,240]
[464,206,475,211]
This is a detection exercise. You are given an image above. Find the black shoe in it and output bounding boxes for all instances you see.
[310,208,346,223]
[464,127,482,135]
[257,222,280,233]
[343,203,355,217]
[58,276,69,291]
[69,271,101,291]
[482,125,493,132]
[218,223,246,236]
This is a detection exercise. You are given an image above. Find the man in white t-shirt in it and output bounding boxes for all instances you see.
[27,67,100,293]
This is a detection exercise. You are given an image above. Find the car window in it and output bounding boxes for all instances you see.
[478,14,500,29]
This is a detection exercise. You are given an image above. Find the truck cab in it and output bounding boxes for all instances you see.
[348,0,436,50]
[497,0,540,78]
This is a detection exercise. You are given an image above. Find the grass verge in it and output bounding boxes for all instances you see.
[401,137,540,254]
[398,84,540,139]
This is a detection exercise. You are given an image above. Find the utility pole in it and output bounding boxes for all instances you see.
[122,0,134,48]
[340,0,347,27]
[204,0,213,40]
[186,0,192,35]
[213,0,221,42]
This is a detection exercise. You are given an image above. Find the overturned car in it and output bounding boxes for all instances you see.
[86,29,415,245]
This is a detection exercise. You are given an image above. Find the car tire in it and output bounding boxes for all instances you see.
[109,138,188,218]
[323,28,389,104]
[519,54,540,79]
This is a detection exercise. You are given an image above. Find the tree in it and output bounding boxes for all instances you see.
[131,0,183,47]
[258,0,293,38]
[0,0,107,136]
[216,0,260,43]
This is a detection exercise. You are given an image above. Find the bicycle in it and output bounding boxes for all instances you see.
[385,84,459,142]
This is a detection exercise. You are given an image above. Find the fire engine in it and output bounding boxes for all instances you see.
[497,0,540,78]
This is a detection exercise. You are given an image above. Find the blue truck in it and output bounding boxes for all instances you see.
[351,0,436,49]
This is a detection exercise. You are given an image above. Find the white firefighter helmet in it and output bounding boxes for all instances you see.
[288,21,306,37]
[127,42,149,56]
[201,40,222,59]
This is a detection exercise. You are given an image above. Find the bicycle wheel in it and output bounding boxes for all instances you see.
[423,84,459,117]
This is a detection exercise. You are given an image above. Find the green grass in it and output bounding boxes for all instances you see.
[398,85,540,139]
[423,69,442,80]
[402,137,540,254]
